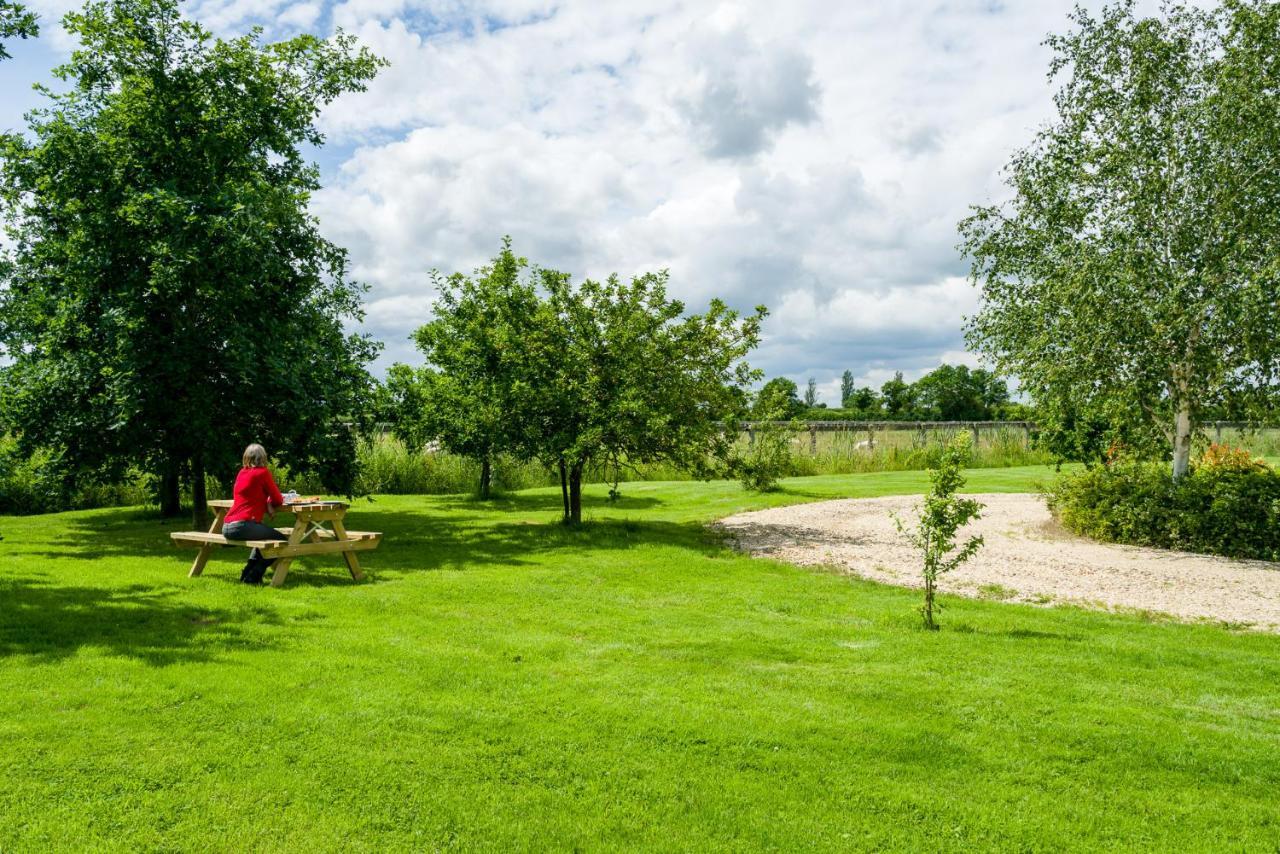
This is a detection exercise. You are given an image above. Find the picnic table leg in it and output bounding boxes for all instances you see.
[188,545,213,578]
[332,519,366,582]
[189,507,227,578]
[269,517,309,588]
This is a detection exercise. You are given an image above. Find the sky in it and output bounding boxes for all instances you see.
[0,0,1194,405]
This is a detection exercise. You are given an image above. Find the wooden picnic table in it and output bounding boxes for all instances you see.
[170,499,381,587]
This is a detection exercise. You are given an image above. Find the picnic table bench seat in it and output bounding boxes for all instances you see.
[169,529,382,549]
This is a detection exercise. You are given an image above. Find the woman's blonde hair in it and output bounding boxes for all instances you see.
[241,443,269,468]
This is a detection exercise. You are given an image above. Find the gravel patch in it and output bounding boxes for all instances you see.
[716,493,1280,631]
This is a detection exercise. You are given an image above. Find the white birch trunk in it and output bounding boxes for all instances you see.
[1171,398,1193,480]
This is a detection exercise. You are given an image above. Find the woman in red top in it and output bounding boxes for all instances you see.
[223,443,288,584]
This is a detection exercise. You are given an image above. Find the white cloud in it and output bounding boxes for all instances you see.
[772,278,981,339]
[676,25,820,159]
[303,0,1088,378]
[278,2,323,30]
[5,0,1217,383]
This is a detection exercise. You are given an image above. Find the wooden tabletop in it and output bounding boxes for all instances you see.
[207,499,348,511]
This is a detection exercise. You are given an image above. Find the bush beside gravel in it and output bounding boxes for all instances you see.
[1047,448,1280,562]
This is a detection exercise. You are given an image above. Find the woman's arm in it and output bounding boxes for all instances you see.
[263,468,285,510]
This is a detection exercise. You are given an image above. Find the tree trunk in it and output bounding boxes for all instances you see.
[923,575,938,631]
[559,458,570,523]
[190,454,208,530]
[479,456,492,500]
[159,458,181,518]
[1172,398,1193,481]
[568,462,583,525]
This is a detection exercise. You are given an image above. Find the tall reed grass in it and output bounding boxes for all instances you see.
[4,426,1276,513]
[329,428,1054,497]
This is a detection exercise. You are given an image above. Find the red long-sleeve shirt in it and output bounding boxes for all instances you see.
[224,466,285,524]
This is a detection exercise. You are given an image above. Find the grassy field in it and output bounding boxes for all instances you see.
[2,466,1278,850]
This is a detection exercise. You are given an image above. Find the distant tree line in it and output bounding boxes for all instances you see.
[754,366,1030,423]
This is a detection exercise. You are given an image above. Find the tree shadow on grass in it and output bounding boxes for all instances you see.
[8,501,725,585]
[419,490,665,515]
[769,487,834,500]
[349,509,724,577]
[210,513,719,587]
[0,577,285,664]
[946,620,1085,643]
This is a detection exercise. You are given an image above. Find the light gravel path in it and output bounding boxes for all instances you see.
[716,493,1280,631]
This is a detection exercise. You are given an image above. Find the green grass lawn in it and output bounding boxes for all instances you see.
[2,465,1278,851]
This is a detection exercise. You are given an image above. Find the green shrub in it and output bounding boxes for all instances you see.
[345,435,548,497]
[1047,450,1280,561]
[0,424,1081,514]
[732,420,801,492]
[0,437,149,515]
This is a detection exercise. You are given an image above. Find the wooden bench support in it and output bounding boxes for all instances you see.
[333,518,365,582]
[187,506,225,578]
[190,545,213,578]
[269,518,311,588]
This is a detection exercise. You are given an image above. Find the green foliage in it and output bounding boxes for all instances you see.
[0,0,385,523]
[894,434,985,630]
[532,265,765,523]
[409,241,540,498]
[913,364,1010,421]
[803,377,818,408]
[845,385,881,418]
[787,365,1019,423]
[754,377,804,419]
[1030,391,1133,464]
[961,0,1280,479]
[371,363,436,451]
[348,435,541,497]
[1048,450,1280,561]
[0,436,147,514]
[879,371,916,419]
[406,242,766,524]
[0,1,37,60]
[732,408,800,493]
[839,369,855,408]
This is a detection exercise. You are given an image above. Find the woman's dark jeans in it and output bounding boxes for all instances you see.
[223,519,287,582]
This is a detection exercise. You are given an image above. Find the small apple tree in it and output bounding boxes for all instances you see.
[894,434,984,631]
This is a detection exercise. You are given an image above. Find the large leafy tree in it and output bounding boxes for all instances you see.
[406,243,764,523]
[409,242,540,499]
[0,0,385,525]
[961,0,1280,478]
[847,386,880,417]
[0,1,38,60]
[524,267,765,524]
